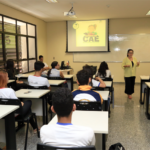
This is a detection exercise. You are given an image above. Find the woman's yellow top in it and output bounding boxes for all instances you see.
[122,57,139,77]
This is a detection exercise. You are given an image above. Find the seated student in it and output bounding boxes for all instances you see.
[0,70,38,133]
[39,55,50,76]
[72,70,103,104]
[47,61,68,88]
[95,61,111,79]
[28,61,51,90]
[5,59,28,90]
[47,61,64,78]
[40,88,95,147]
[83,65,106,88]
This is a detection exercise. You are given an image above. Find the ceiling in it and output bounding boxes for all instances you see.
[0,0,150,22]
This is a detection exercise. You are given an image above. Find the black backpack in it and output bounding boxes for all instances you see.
[109,143,125,150]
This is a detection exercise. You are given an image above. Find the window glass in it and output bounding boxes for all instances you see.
[18,36,27,59]
[28,38,36,58]
[5,34,16,60]
[17,21,26,35]
[27,24,35,36]
[4,17,16,33]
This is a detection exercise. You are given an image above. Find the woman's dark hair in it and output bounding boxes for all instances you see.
[47,61,58,76]
[127,49,134,57]
[5,59,14,77]
[52,88,73,117]
[98,61,109,78]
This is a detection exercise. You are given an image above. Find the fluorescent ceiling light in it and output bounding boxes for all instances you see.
[146,10,150,15]
[46,0,58,3]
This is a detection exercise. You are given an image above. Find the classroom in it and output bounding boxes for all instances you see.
[0,0,150,150]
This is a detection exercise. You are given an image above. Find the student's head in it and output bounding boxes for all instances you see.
[5,59,15,70]
[39,55,43,62]
[98,61,109,77]
[0,70,9,88]
[127,49,134,57]
[51,61,60,69]
[34,61,45,72]
[76,70,91,85]
[83,65,93,78]
[51,88,76,118]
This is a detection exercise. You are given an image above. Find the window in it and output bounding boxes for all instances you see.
[0,14,37,73]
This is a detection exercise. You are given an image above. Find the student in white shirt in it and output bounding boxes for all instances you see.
[95,61,111,79]
[40,88,95,147]
[83,65,106,88]
[39,55,50,76]
[0,70,38,133]
[28,61,51,90]
[47,61,64,78]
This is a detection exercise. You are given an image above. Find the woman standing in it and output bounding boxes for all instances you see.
[122,49,140,99]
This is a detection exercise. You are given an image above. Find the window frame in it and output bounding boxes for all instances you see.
[0,14,37,73]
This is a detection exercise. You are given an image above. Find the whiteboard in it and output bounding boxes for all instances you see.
[73,34,150,62]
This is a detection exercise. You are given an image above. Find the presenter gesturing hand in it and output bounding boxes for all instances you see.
[122,49,140,99]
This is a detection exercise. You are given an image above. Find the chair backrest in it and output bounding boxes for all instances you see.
[103,78,113,81]
[0,98,23,116]
[47,77,61,80]
[90,66,97,75]
[37,143,96,150]
[74,101,102,111]
[27,84,48,90]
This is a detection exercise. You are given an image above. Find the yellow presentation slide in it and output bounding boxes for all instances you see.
[73,20,106,47]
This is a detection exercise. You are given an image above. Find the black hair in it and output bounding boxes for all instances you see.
[127,49,134,57]
[39,55,43,60]
[34,61,45,71]
[83,65,94,78]
[47,61,58,76]
[5,59,14,77]
[52,88,73,117]
[76,70,90,85]
[98,61,109,78]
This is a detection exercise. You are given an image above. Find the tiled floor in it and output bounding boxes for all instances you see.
[1,83,150,150]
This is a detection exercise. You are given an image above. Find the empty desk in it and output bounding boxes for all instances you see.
[140,76,149,104]
[49,111,108,150]
[59,69,72,75]
[16,89,50,124]
[0,105,19,150]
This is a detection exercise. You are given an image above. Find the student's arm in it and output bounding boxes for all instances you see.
[43,67,50,71]
[48,86,51,90]
[60,71,64,78]
[45,79,51,91]
[95,77,106,88]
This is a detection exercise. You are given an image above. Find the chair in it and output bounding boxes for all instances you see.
[103,78,114,108]
[47,77,61,80]
[74,101,102,111]
[143,88,147,105]
[37,143,96,150]
[90,66,97,75]
[0,98,39,150]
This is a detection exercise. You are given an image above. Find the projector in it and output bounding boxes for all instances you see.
[64,3,77,18]
[64,11,76,16]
